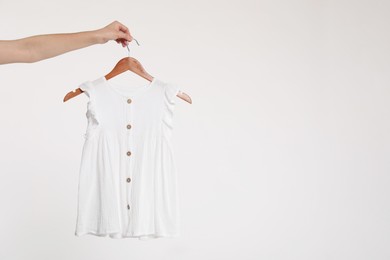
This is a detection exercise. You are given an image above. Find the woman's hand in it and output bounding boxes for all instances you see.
[95,21,133,47]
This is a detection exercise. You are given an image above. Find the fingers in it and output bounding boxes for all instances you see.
[114,38,127,47]
[116,38,127,47]
[115,21,132,42]
[102,20,133,47]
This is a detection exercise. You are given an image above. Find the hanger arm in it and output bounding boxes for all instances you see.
[176,91,192,104]
[63,83,192,104]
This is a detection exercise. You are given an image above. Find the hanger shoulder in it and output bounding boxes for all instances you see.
[177,91,192,104]
[63,88,83,102]
[64,85,192,104]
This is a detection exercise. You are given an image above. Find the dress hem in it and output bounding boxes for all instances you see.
[75,230,180,240]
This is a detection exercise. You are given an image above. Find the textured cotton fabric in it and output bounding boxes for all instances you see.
[75,76,181,240]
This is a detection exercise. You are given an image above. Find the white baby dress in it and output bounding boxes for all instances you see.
[74,76,181,240]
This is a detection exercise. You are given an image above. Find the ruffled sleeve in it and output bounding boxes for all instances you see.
[162,83,181,139]
[79,81,94,99]
[79,81,100,140]
[164,83,181,105]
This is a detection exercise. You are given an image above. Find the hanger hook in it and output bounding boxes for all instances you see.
[126,37,140,57]
[133,38,140,46]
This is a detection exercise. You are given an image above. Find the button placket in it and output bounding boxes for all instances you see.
[125,97,133,213]
[124,98,136,238]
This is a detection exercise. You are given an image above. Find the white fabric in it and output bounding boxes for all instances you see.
[75,76,181,240]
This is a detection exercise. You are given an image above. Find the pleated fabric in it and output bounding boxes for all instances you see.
[75,76,181,240]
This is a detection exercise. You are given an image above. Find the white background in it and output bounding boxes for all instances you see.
[1,0,390,259]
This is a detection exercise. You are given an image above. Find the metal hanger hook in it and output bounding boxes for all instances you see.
[132,37,140,46]
[126,37,140,57]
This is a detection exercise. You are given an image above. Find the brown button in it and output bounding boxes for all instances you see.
[127,98,132,104]
[127,177,131,183]
[126,151,131,156]
[126,124,131,129]
[127,204,130,210]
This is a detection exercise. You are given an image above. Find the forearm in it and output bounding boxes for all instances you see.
[0,30,101,64]
[19,30,101,63]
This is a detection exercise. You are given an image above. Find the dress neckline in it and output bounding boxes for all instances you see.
[101,76,157,98]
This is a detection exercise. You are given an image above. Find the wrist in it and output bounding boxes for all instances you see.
[89,29,104,44]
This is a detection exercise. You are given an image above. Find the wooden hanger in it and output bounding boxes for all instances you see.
[63,39,192,104]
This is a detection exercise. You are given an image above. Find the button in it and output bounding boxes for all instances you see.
[126,124,131,129]
[127,177,131,183]
[127,204,130,210]
[126,151,131,156]
[127,98,132,104]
